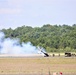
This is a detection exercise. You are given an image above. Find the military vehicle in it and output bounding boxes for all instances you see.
[65,52,76,57]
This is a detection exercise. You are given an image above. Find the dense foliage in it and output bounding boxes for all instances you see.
[1,24,76,52]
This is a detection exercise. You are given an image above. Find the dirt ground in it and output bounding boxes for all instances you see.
[0,57,76,75]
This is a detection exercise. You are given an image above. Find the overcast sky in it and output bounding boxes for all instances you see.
[0,0,76,29]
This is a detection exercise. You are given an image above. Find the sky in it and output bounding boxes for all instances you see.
[0,0,76,29]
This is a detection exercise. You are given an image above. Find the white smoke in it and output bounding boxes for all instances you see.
[0,32,43,55]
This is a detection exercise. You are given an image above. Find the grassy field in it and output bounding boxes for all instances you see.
[0,57,76,75]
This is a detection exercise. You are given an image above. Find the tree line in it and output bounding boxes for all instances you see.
[0,24,76,52]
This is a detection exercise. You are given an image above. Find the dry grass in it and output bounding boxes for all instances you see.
[0,57,76,74]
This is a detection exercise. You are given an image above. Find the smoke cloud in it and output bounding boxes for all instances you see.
[0,32,44,55]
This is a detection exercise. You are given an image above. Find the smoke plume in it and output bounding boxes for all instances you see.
[0,32,44,55]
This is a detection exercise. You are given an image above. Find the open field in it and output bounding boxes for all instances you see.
[0,57,76,75]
